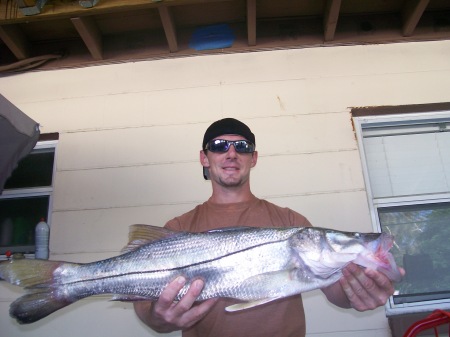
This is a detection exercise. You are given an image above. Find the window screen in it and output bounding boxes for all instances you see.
[378,202,450,305]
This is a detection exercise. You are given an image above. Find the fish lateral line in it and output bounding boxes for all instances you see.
[45,238,292,288]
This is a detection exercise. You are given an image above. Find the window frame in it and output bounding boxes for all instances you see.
[353,110,450,315]
[0,139,57,259]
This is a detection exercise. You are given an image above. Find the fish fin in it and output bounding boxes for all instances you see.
[10,289,75,324]
[110,294,153,302]
[121,224,179,253]
[225,297,281,312]
[0,259,71,288]
[225,271,301,313]
[234,269,335,306]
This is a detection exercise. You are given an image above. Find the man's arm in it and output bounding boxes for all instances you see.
[133,276,218,333]
[322,263,404,311]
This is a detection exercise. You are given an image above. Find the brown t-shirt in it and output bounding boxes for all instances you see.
[165,195,312,337]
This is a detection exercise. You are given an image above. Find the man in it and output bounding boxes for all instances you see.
[134,118,400,336]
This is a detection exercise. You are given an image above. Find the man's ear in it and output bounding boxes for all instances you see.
[251,151,258,168]
[200,150,210,167]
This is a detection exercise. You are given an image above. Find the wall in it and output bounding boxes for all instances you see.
[1,40,450,337]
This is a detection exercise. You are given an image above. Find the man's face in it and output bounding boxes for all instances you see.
[200,134,258,188]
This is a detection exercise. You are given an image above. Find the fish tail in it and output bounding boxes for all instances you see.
[10,289,75,324]
[0,258,71,287]
[1,259,81,324]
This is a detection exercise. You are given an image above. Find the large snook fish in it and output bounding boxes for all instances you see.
[0,225,402,324]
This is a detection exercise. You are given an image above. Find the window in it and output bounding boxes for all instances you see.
[353,109,450,315]
[0,138,57,258]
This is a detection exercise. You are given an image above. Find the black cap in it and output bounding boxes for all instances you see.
[202,118,255,149]
[202,118,256,180]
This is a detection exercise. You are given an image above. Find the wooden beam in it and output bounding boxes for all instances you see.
[16,0,38,6]
[401,0,430,36]
[0,0,235,24]
[0,24,30,60]
[71,16,103,60]
[247,0,256,46]
[323,0,341,42]
[158,5,178,53]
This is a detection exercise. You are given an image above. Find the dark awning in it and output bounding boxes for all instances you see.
[0,94,40,194]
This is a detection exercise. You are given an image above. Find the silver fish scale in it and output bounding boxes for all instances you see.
[177,238,294,301]
[57,227,303,301]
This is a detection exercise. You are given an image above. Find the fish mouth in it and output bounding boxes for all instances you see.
[363,232,394,252]
[357,232,403,282]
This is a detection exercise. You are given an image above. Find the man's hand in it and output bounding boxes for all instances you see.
[134,276,218,333]
[339,263,404,311]
[322,262,405,311]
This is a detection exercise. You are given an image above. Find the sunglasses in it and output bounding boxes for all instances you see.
[205,139,255,153]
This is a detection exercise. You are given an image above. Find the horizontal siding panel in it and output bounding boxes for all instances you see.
[2,58,223,103]
[306,70,450,113]
[11,63,450,136]
[217,42,450,86]
[221,79,309,118]
[50,203,196,254]
[53,162,211,211]
[303,292,390,335]
[58,124,204,171]
[253,150,364,198]
[57,113,356,171]
[0,283,24,302]
[252,113,356,155]
[269,190,372,233]
[53,150,362,211]
[19,87,223,134]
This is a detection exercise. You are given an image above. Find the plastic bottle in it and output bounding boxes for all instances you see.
[35,218,50,260]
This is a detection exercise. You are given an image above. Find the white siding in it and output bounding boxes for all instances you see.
[1,40,450,337]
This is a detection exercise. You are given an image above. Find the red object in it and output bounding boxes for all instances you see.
[403,310,450,337]
[5,250,12,258]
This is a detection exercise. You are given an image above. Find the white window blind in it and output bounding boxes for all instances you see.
[362,120,450,198]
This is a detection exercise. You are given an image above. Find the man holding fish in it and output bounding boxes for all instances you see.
[133,118,404,336]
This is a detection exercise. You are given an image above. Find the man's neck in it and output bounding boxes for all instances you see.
[209,184,254,204]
